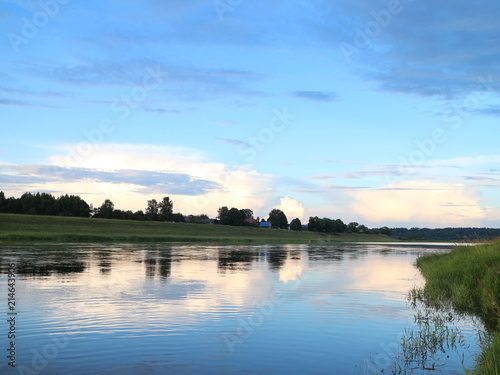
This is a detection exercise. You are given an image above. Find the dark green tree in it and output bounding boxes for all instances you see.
[240,209,254,220]
[217,206,230,225]
[268,209,288,229]
[290,218,302,231]
[133,210,146,221]
[308,216,320,232]
[335,219,347,233]
[379,226,392,236]
[358,224,370,233]
[96,199,114,218]
[146,199,159,220]
[171,213,185,222]
[228,207,244,226]
[323,218,334,233]
[347,222,359,233]
[159,197,173,220]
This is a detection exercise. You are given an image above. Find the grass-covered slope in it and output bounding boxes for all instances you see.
[417,240,500,374]
[0,213,398,244]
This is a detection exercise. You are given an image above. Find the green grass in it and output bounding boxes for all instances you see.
[416,240,500,374]
[0,213,398,244]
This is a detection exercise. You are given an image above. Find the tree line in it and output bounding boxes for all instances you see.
[0,191,382,234]
[0,191,183,222]
[391,227,500,241]
[0,191,91,217]
[216,206,294,229]
[11,191,499,240]
[91,197,186,222]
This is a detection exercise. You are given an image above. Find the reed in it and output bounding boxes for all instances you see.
[417,241,500,374]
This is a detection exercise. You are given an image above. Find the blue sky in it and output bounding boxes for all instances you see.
[1,0,500,227]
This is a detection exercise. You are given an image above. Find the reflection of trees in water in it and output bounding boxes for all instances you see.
[96,250,113,274]
[268,248,287,270]
[217,247,299,273]
[0,252,87,276]
[144,248,172,279]
[306,246,344,262]
[158,249,172,278]
[16,261,86,276]
[99,261,112,273]
[218,249,256,273]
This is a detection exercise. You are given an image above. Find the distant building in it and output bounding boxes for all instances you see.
[259,222,271,228]
[244,218,259,225]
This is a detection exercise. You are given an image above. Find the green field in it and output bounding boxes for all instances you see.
[0,213,398,244]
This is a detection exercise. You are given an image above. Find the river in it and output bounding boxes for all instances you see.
[0,243,483,374]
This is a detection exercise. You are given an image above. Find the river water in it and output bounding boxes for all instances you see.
[0,243,483,374]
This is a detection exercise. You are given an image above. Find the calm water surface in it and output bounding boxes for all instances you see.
[0,243,482,374]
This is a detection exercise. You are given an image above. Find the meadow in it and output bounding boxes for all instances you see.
[0,213,397,244]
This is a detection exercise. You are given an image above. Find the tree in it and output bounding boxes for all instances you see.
[347,222,359,233]
[217,206,230,225]
[133,210,146,221]
[159,197,173,220]
[379,226,392,236]
[357,224,369,233]
[171,213,185,222]
[335,219,347,233]
[240,209,254,220]
[228,207,244,226]
[268,209,288,229]
[308,216,320,232]
[0,191,5,212]
[290,218,302,231]
[323,218,334,233]
[96,199,114,218]
[146,199,159,220]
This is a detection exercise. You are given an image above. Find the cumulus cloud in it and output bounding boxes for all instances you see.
[276,196,305,221]
[351,181,485,227]
[1,143,278,216]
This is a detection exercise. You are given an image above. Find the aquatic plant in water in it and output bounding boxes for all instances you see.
[372,288,477,375]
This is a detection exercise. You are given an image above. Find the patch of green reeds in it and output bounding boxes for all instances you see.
[416,240,500,375]
[375,291,473,375]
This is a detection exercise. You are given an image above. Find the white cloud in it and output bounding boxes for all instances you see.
[3,143,278,217]
[351,181,485,227]
[276,196,305,221]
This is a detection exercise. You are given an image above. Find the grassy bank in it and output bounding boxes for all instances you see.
[416,240,500,374]
[0,213,398,244]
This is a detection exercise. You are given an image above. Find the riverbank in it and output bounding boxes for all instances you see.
[0,213,398,244]
[416,240,500,374]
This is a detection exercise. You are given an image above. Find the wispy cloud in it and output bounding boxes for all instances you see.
[0,98,31,106]
[474,105,500,117]
[215,138,251,148]
[322,184,369,190]
[316,158,366,165]
[1,164,221,196]
[33,59,266,101]
[292,91,338,102]
[325,0,500,98]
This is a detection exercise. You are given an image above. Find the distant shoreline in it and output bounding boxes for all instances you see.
[0,213,399,244]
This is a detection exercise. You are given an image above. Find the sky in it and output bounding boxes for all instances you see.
[1,0,500,228]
